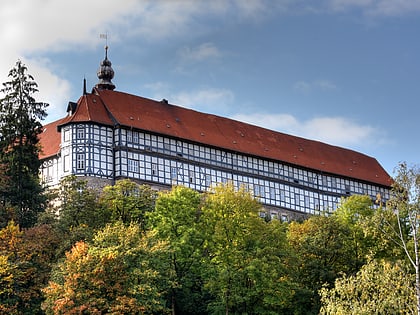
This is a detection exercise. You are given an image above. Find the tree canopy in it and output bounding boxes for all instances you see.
[0,60,48,228]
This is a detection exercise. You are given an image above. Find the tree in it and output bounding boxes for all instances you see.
[100,179,156,229]
[0,60,48,228]
[287,214,356,313]
[0,221,61,314]
[379,162,420,314]
[41,175,106,257]
[202,183,294,314]
[42,222,170,314]
[332,195,375,269]
[53,175,105,230]
[149,185,209,314]
[320,259,417,314]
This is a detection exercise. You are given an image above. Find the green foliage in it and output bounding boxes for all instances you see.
[333,195,375,268]
[0,164,416,314]
[0,60,48,228]
[42,222,170,314]
[54,175,105,231]
[149,185,209,314]
[287,214,356,313]
[202,183,294,314]
[100,179,156,228]
[320,259,417,314]
[42,175,106,257]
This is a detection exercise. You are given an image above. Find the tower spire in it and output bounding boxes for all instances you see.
[95,44,116,91]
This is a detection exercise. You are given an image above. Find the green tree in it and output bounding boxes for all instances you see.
[287,214,355,313]
[149,185,209,314]
[377,162,420,314]
[100,179,156,229]
[202,183,294,314]
[320,259,417,314]
[54,175,105,230]
[0,60,48,228]
[332,195,375,269]
[42,175,106,257]
[42,222,170,314]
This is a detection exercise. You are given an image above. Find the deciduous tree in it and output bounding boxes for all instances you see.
[287,214,355,313]
[0,221,60,314]
[42,222,170,314]
[202,183,294,314]
[378,162,420,314]
[100,179,156,229]
[320,259,416,314]
[149,185,209,314]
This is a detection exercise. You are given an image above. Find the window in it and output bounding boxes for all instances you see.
[171,167,178,180]
[189,170,195,183]
[269,187,276,200]
[205,174,211,187]
[151,163,158,176]
[127,130,133,143]
[76,153,85,170]
[63,129,70,142]
[76,128,85,140]
[279,190,285,201]
[133,132,139,143]
[63,155,70,172]
[128,159,139,173]
[254,184,264,197]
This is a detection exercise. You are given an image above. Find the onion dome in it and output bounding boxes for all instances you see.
[95,46,115,91]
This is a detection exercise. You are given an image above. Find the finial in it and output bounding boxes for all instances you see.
[83,77,87,95]
[95,40,116,91]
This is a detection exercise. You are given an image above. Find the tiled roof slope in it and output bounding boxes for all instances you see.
[39,89,392,187]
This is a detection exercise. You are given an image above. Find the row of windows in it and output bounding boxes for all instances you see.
[115,151,352,214]
[116,130,388,200]
[59,125,389,207]
[62,124,113,145]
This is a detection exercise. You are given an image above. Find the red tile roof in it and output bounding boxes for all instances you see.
[39,89,392,187]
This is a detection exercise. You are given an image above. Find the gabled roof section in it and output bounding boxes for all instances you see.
[39,117,67,158]
[96,89,391,187]
[57,93,115,129]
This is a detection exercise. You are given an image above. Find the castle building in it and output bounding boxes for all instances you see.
[39,49,392,220]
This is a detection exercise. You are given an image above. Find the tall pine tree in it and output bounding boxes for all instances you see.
[0,60,48,228]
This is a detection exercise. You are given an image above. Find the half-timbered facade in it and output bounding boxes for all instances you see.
[39,50,392,220]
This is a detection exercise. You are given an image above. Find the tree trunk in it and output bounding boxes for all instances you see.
[415,230,420,315]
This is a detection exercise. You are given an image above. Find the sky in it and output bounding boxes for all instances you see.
[1,0,420,177]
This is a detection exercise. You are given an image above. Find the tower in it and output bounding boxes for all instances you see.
[95,46,116,91]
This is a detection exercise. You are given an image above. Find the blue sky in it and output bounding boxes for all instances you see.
[1,0,420,177]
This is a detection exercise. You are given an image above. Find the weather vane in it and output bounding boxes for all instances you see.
[100,33,109,48]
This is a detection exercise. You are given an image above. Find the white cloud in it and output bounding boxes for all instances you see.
[25,57,72,122]
[230,112,381,148]
[178,43,222,63]
[170,88,235,113]
[293,79,337,93]
[328,0,420,16]
[0,0,275,118]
